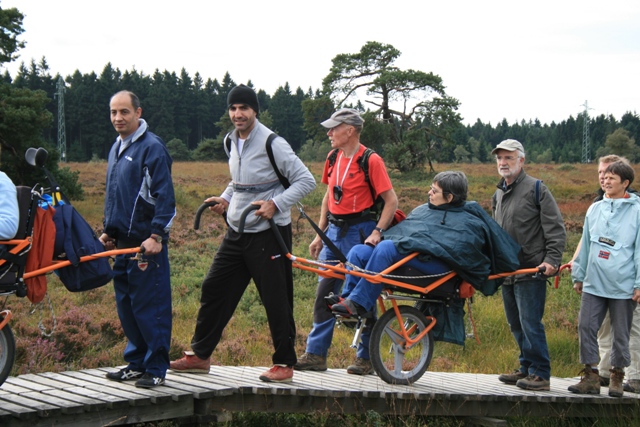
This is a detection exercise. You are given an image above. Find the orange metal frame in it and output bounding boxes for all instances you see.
[286,249,540,349]
[0,243,140,331]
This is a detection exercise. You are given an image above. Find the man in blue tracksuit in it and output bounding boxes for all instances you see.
[100,90,176,388]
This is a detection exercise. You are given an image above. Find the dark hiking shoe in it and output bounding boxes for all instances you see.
[295,352,327,371]
[516,375,550,391]
[498,369,526,385]
[331,299,368,318]
[347,358,374,375]
[105,368,144,382]
[568,366,600,394]
[623,379,640,393]
[609,367,625,398]
[599,375,610,387]
[135,372,165,388]
[324,293,343,310]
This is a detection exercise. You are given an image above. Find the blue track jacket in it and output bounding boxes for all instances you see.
[104,120,176,243]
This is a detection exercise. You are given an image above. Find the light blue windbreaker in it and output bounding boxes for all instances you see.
[0,171,19,240]
[572,192,640,299]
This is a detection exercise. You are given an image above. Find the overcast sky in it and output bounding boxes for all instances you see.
[2,0,639,126]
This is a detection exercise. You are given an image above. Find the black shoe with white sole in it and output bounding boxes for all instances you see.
[135,372,165,388]
[105,368,144,382]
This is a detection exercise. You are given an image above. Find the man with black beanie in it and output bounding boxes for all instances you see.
[170,84,316,383]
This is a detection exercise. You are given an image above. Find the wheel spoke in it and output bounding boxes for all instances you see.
[370,305,434,385]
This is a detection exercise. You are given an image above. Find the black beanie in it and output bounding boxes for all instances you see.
[227,84,259,114]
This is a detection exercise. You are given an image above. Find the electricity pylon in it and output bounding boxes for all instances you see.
[580,100,593,163]
[54,76,67,162]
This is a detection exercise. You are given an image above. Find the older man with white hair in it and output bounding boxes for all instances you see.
[491,139,566,391]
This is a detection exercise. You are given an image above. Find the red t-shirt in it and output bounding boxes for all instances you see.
[321,144,393,215]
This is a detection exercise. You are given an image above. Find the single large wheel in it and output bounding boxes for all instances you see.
[0,319,16,387]
[370,305,434,385]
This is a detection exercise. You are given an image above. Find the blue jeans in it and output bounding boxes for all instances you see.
[305,221,375,359]
[501,278,551,380]
[342,241,451,311]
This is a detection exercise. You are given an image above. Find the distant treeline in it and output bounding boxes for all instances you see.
[4,60,639,164]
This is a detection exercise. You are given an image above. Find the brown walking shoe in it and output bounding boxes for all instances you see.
[516,374,550,391]
[498,369,526,385]
[294,352,327,371]
[568,366,600,394]
[259,365,293,383]
[609,367,625,398]
[169,351,211,373]
[347,357,374,375]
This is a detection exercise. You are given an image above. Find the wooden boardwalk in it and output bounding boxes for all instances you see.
[0,366,639,426]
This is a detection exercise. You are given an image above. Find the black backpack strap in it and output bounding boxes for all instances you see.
[358,148,376,200]
[265,133,290,189]
[226,132,289,189]
[326,148,340,178]
[224,133,232,157]
[535,179,542,207]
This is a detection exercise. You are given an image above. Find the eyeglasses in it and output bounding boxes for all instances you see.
[495,155,517,161]
[333,185,343,204]
[429,185,443,194]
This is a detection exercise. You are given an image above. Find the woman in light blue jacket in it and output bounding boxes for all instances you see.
[570,161,640,397]
[0,171,19,240]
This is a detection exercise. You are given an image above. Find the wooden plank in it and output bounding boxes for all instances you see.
[0,382,36,395]
[19,390,86,415]
[2,395,194,427]
[203,366,271,394]
[2,367,640,426]
[9,374,110,411]
[221,366,329,397]
[41,372,153,406]
[0,398,40,422]
[0,390,60,418]
[4,377,53,392]
[56,371,155,406]
[95,367,191,403]
[49,385,129,409]
[164,372,236,399]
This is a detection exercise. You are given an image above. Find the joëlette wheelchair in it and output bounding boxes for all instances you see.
[195,202,543,385]
[0,148,141,387]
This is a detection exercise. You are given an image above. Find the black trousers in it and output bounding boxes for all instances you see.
[190,225,296,366]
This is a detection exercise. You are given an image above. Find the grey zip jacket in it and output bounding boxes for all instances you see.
[222,120,316,233]
[492,169,566,271]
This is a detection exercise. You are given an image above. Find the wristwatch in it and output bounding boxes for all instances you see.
[151,234,163,243]
[374,227,385,233]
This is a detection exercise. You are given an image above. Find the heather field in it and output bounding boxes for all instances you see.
[5,160,639,426]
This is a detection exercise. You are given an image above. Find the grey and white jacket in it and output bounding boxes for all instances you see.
[222,120,316,233]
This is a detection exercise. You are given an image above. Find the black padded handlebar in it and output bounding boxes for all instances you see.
[238,204,290,256]
[193,201,219,230]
